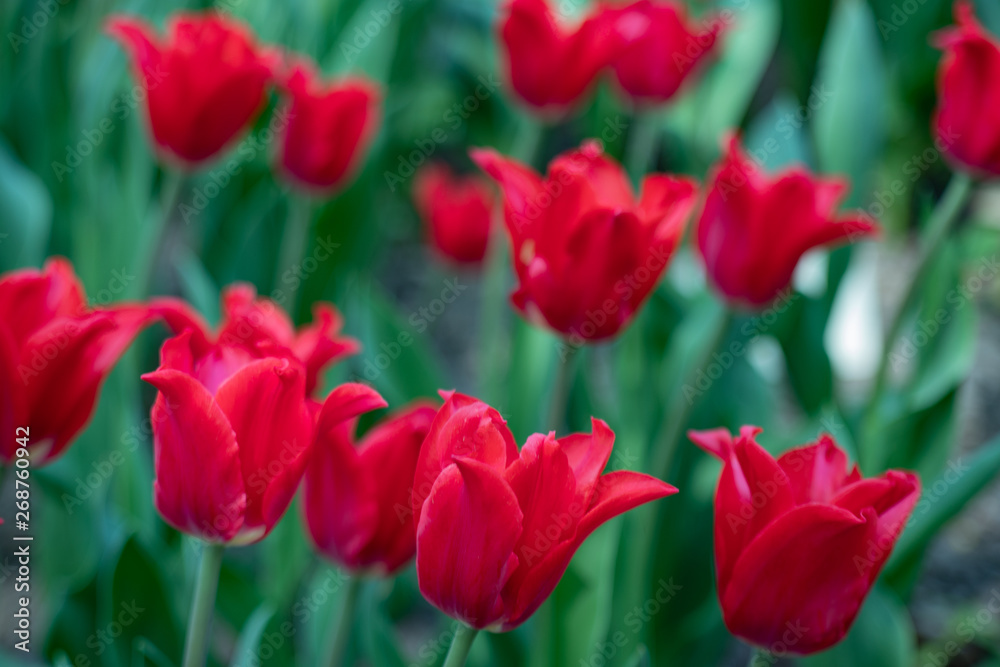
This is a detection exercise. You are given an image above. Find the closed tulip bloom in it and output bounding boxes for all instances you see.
[412,391,677,630]
[413,163,494,265]
[277,60,380,194]
[303,401,437,574]
[107,12,277,167]
[0,258,151,464]
[689,427,920,654]
[142,329,384,545]
[608,0,722,104]
[933,0,1000,175]
[500,0,624,112]
[697,138,877,308]
[151,283,359,397]
[472,140,697,341]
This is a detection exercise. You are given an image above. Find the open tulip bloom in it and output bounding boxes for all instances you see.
[411,391,678,632]
[689,427,920,655]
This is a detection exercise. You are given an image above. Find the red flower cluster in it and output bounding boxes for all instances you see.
[499,0,722,112]
[107,12,379,194]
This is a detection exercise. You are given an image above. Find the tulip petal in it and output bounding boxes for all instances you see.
[411,392,519,525]
[501,470,676,629]
[214,358,312,542]
[776,434,858,505]
[720,504,879,654]
[315,382,388,435]
[557,417,615,503]
[0,327,26,462]
[149,296,214,354]
[141,368,245,542]
[833,470,920,550]
[291,303,361,395]
[0,257,87,348]
[417,457,523,629]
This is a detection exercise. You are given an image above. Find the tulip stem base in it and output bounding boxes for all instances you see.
[322,574,361,667]
[860,171,974,469]
[182,542,224,667]
[443,624,480,667]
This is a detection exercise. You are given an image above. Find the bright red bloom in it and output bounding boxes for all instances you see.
[690,427,920,654]
[150,283,358,398]
[107,12,277,167]
[277,60,380,194]
[607,0,722,104]
[499,0,626,112]
[142,328,384,545]
[472,140,697,341]
[412,391,676,631]
[0,258,151,465]
[303,401,437,574]
[413,163,495,265]
[697,138,877,308]
[932,0,1000,175]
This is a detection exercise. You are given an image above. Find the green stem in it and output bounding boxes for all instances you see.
[625,108,661,184]
[274,196,314,317]
[321,576,361,667]
[860,172,974,468]
[182,543,225,667]
[547,351,574,433]
[511,115,544,166]
[142,170,184,297]
[443,625,480,667]
[649,307,733,480]
[748,647,773,666]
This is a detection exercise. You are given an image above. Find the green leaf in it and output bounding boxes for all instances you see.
[173,247,222,327]
[744,92,814,172]
[812,0,888,205]
[0,137,51,270]
[229,604,277,667]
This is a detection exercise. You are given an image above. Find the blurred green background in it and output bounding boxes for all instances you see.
[3,0,1000,665]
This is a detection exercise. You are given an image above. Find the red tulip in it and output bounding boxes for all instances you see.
[499,0,625,113]
[107,12,278,167]
[472,140,697,341]
[411,391,676,630]
[689,427,920,654]
[142,328,384,545]
[413,163,494,265]
[303,401,437,574]
[697,137,877,308]
[607,0,722,104]
[932,0,1000,175]
[277,60,380,194]
[150,283,359,397]
[0,258,151,465]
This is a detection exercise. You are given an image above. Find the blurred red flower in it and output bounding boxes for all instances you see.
[151,283,359,398]
[0,258,151,465]
[303,401,438,575]
[277,60,380,195]
[472,140,697,341]
[107,12,278,167]
[690,427,920,654]
[933,0,1000,176]
[413,163,495,266]
[499,0,626,113]
[607,0,723,104]
[697,137,876,308]
[411,391,676,630]
[142,329,383,545]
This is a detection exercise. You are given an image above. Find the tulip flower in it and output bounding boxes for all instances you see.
[471,140,697,341]
[303,401,437,574]
[411,391,677,631]
[413,163,494,265]
[499,0,625,113]
[276,59,380,195]
[150,283,359,397]
[107,12,278,167]
[0,258,151,465]
[141,330,384,545]
[932,0,1000,176]
[607,0,722,104]
[689,426,920,654]
[697,137,877,308]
